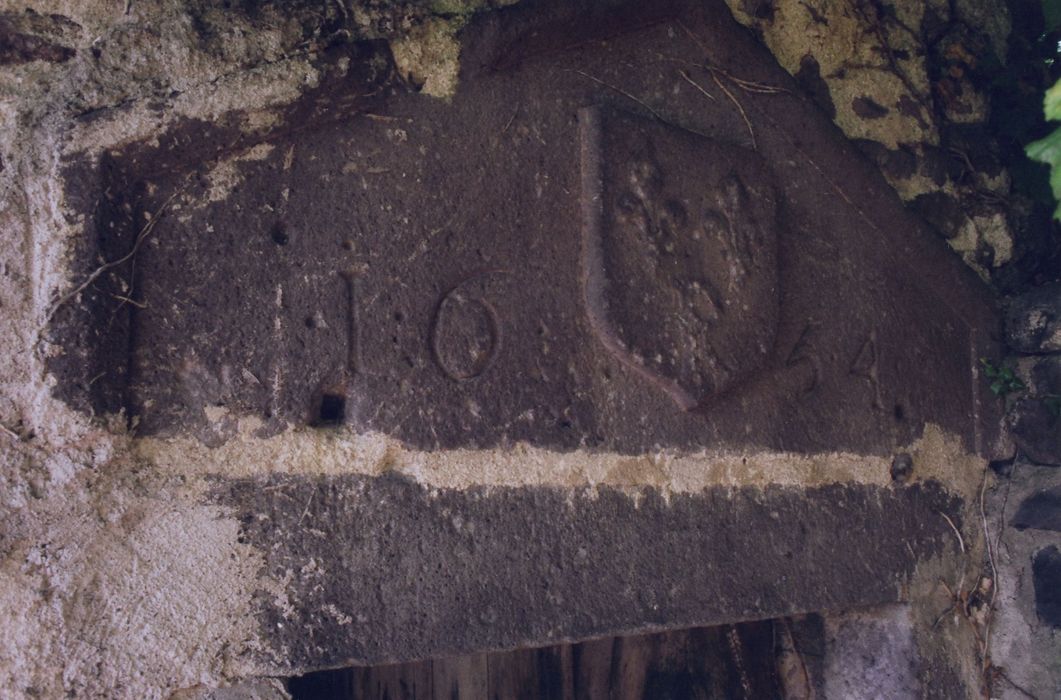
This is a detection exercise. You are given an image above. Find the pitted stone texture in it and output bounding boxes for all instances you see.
[0,0,1008,697]
[47,0,1000,457]
[985,462,1061,699]
[1012,486,1061,532]
[723,0,1024,282]
[216,473,960,673]
[1006,283,1061,354]
[823,606,924,699]
[170,679,290,700]
[1008,397,1061,466]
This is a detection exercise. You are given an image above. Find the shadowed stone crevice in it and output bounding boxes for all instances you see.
[1012,486,1061,531]
[1032,545,1061,628]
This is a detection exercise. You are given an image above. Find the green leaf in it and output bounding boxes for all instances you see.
[1046,79,1061,121]
[1026,128,1061,164]
[1050,160,1061,200]
[1026,127,1061,220]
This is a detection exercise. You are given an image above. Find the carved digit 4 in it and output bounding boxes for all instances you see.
[849,330,883,410]
[785,321,821,398]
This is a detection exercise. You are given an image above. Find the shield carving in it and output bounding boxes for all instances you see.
[579,107,780,410]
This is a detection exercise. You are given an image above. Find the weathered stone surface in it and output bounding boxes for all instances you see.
[984,461,1061,699]
[822,606,923,699]
[0,0,1011,697]
[217,473,960,671]
[48,0,1000,458]
[1005,354,1061,465]
[1012,486,1061,532]
[1032,545,1061,628]
[1006,282,1061,353]
[723,0,1028,283]
[0,14,76,66]
[1030,353,1061,393]
[1008,397,1061,466]
[170,679,289,700]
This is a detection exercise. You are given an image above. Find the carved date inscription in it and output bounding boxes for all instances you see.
[51,4,994,454]
[431,278,502,381]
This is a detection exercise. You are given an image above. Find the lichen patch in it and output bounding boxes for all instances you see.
[390,18,463,100]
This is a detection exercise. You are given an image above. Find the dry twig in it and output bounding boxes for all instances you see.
[941,512,966,553]
[978,473,1000,690]
[932,471,1007,698]
[674,22,788,150]
[43,185,186,328]
[297,490,316,526]
[679,69,716,101]
[711,70,756,149]
[110,294,147,309]
[569,69,665,122]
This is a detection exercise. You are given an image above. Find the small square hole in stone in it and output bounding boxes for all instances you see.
[318,394,345,426]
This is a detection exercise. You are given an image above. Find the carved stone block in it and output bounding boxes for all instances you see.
[41,0,1003,677]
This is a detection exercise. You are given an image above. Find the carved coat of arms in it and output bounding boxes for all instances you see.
[580,107,781,409]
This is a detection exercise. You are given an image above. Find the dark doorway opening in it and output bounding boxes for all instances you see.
[287,616,823,699]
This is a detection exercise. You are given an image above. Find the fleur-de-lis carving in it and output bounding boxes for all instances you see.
[581,107,780,409]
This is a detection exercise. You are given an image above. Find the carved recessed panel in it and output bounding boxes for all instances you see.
[581,108,780,409]
[48,0,999,454]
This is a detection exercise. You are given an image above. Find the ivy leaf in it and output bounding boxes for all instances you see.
[1049,160,1061,220]
[1027,128,1061,164]
[1046,79,1061,121]
[1026,127,1061,219]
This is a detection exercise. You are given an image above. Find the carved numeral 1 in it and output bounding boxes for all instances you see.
[341,269,362,376]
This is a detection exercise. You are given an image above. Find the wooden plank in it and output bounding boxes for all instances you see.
[571,637,615,700]
[358,659,433,699]
[433,653,488,700]
[611,632,654,700]
[286,622,790,699]
[532,644,574,700]
[487,647,539,700]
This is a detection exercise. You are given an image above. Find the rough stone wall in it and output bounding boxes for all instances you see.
[0,1,1047,699]
[0,3,478,698]
[715,6,1061,691]
[984,284,1061,699]
[725,0,1059,292]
